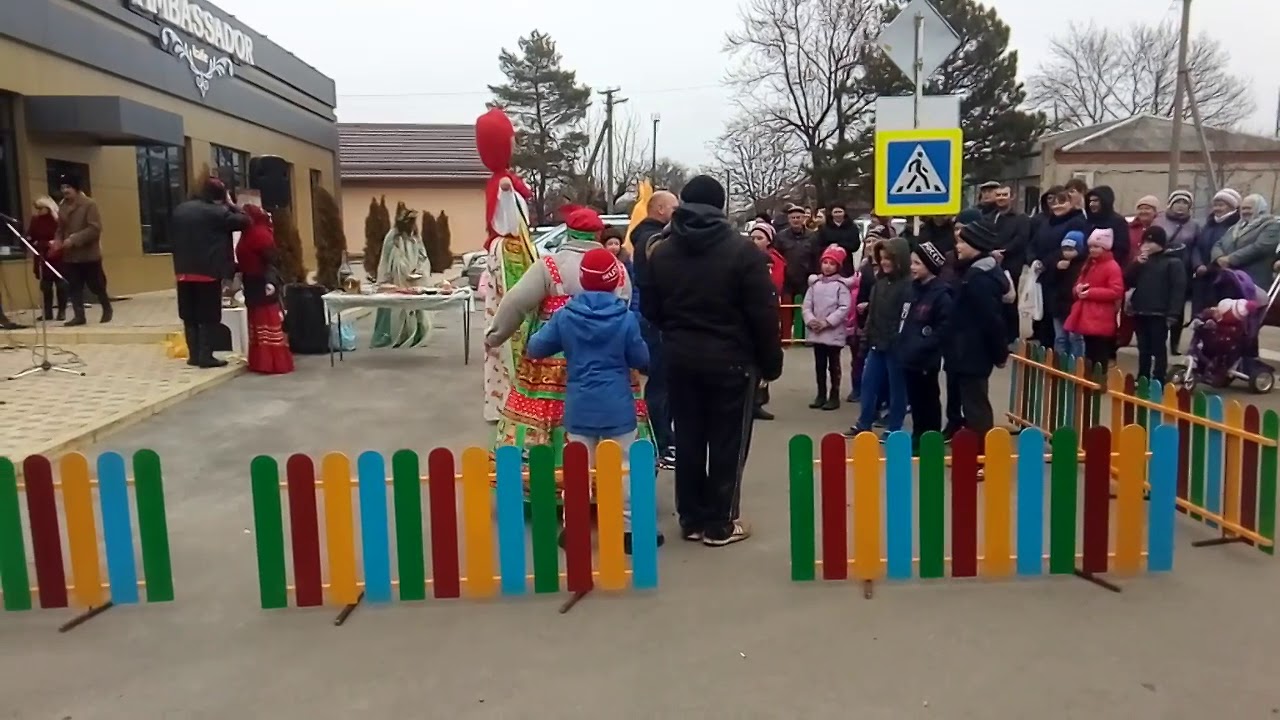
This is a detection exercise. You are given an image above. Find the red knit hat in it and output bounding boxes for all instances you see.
[820,244,847,267]
[562,204,605,240]
[580,247,622,292]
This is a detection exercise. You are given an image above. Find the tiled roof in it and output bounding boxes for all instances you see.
[338,123,487,182]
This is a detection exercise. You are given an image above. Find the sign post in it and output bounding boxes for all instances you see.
[874,0,962,232]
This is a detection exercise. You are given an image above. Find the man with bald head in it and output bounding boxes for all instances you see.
[630,189,679,467]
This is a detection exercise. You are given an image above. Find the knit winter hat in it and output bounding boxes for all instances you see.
[958,218,1000,252]
[562,205,605,241]
[748,220,775,244]
[1141,225,1168,248]
[820,243,847,268]
[956,207,984,226]
[1214,188,1242,209]
[680,175,726,209]
[1167,189,1194,208]
[1216,297,1255,320]
[913,241,946,276]
[579,247,623,292]
[1135,195,1161,211]
[1087,228,1114,251]
[1062,230,1085,249]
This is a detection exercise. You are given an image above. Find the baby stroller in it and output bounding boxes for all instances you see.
[1169,268,1279,394]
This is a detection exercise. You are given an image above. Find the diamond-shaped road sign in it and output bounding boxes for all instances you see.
[875,0,961,82]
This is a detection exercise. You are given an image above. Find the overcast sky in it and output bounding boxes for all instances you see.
[215,0,1277,166]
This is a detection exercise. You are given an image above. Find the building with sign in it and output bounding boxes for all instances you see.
[338,123,488,259]
[0,0,338,299]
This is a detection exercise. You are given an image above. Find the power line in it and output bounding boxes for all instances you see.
[337,83,721,99]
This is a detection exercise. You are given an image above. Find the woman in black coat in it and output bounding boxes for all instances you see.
[817,204,862,276]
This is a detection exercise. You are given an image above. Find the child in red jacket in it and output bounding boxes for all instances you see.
[749,221,786,420]
[1065,228,1125,369]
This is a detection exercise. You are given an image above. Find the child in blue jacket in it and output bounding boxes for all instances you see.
[896,241,954,451]
[527,247,658,549]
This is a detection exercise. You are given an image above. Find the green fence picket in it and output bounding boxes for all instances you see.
[529,445,560,594]
[250,456,288,610]
[1260,411,1279,556]
[392,450,426,601]
[792,295,805,340]
[1048,428,1078,574]
[133,449,174,602]
[1190,393,1208,521]
[0,458,30,611]
[919,433,946,579]
[788,435,815,581]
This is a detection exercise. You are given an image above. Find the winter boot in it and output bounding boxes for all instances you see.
[809,375,827,409]
[821,387,841,411]
[184,323,200,366]
[196,323,228,368]
[99,297,113,324]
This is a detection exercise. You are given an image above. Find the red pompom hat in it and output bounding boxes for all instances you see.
[562,205,606,241]
[579,247,623,292]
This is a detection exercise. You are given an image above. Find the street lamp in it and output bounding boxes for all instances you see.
[650,113,661,181]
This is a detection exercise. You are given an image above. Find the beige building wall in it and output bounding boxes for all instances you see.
[341,181,487,258]
[0,38,336,302]
[1043,157,1280,213]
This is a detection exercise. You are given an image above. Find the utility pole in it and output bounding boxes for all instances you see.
[598,87,627,213]
[1168,0,1193,197]
[650,113,660,182]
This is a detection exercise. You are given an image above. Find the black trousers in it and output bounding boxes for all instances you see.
[176,280,223,324]
[1083,335,1113,372]
[955,373,994,448]
[903,368,942,446]
[40,275,67,317]
[65,261,109,318]
[812,344,842,395]
[668,364,755,540]
[1134,315,1170,380]
[944,370,965,432]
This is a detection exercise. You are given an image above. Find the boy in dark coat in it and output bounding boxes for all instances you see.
[944,219,1009,450]
[1124,226,1187,380]
[897,241,953,450]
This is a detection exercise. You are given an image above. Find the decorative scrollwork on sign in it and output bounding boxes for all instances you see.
[161,28,235,99]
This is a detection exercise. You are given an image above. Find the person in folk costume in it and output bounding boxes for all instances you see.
[235,204,294,374]
[370,203,432,348]
[485,205,652,478]
[477,108,539,423]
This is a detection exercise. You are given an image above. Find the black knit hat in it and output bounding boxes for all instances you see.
[58,174,83,192]
[913,241,946,276]
[680,175,726,210]
[1141,225,1168,248]
[958,218,1000,253]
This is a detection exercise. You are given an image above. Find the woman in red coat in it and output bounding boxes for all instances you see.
[1065,228,1125,370]
[235,204,294,374]
[27,196,66,321]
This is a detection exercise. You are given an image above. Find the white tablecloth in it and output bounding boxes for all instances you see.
[321,289,473,312]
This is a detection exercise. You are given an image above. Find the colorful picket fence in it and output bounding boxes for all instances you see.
[250,440,659,615]
[1007,342,1280,554]
[789,426,1178,588]
[0,452,174,622]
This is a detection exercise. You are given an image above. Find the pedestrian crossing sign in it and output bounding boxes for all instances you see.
[874,127,963,217]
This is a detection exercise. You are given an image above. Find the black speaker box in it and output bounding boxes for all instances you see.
[249,155,292,211]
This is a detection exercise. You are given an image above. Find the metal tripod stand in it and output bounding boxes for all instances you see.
[2,218,86,379]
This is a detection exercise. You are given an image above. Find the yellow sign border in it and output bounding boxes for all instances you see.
[874,127,963,217]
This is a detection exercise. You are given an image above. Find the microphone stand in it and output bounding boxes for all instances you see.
[2,219,86,379]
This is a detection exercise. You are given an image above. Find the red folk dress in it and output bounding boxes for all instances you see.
[235,208,294,374]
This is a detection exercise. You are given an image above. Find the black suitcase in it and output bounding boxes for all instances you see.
[283,284,330,354]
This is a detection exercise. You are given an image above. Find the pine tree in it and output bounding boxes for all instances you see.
[312,186,346,289]
[436,211,453,272]
[847,0,1045,206]
[362,197,380,275]
[489,30,592,222]
[272,207,307,285]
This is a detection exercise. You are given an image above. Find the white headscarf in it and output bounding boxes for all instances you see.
[34,196,59,220]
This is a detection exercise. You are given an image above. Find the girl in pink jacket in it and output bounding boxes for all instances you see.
[803,244,853,410]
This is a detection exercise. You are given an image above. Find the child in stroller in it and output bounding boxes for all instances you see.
[1169,268,1278,393]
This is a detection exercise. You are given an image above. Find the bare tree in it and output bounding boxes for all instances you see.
[562,107,650,209]
[1027,20,1255,131]
[723,0,878,204]
[708,113,806,214]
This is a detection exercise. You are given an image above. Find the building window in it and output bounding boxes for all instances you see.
[0,94,20,255]
[47,159,91,198]
[211,143,249,196]
[309,168,321,191]
[1023,186,1041,215]
[137,145,187,254]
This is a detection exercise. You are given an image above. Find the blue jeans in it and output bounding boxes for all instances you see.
[1052,318,1085,359]
[857,349,907,431]
[639,317,673,454]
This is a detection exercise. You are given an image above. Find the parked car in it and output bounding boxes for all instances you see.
[460,215,633,290]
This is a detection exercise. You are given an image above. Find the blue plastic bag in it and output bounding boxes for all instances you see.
[329,317,357,352]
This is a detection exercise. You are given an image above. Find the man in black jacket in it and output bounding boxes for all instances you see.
[640,175,782,547]
[629,190,679,466]
[774,204,818,300]
[1085,185,1132,267]
[170,177,250,368]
